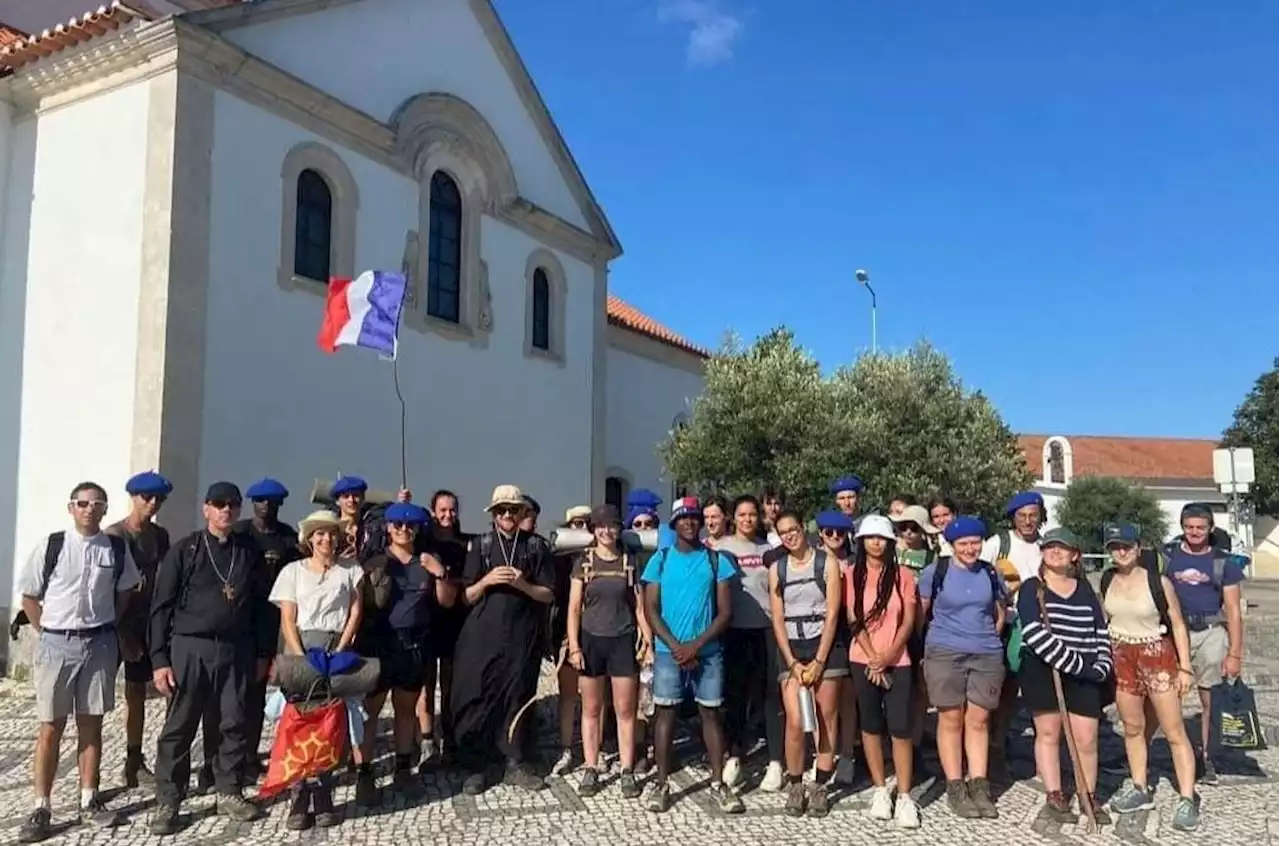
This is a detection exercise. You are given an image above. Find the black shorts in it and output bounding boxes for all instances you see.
[122,656,152,685]
[851,664,914,739]
[580,632,638,679]
[380,629,430,693]
[1017,653,1108,720]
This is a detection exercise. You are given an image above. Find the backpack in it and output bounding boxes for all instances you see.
[926,556,1002,624]
[774,549,828,598]
[1100,559,1172,636]
[9,532,128,639]
[1159,542,1229,590]
[650,545,723,615]
[579,549,637,589]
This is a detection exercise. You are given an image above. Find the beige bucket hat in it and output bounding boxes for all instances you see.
[485,484,527,512]
[297,509,342,540]
[890,504,940,534]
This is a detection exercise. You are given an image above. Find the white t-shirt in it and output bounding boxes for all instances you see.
[269,558,363,633]
[982,531,1041,582]
[18,531,141,631]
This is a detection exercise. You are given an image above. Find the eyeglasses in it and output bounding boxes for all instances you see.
[778,526,803,540]
[208,499,241,511]
[71,499,107,511]
[494,506,522,517]
[631,519,656,530]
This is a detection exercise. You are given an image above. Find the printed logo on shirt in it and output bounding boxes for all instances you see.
[736,554,764,571]
[1171,567,1212,586]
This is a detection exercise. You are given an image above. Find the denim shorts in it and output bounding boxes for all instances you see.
[652,649,724,708]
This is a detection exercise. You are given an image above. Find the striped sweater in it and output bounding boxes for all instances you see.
[1016,576,1112,681]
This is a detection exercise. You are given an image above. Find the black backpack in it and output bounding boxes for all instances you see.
[925,556,1002,624]
[650,545,723,616]
[9,532,128,639]
[1100,559,1172,635]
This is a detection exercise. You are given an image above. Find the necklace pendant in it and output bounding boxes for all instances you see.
[223,583,236,602]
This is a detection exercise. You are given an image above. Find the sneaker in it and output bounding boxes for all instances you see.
[806,782,831,818]
[784,781,807,817]
[945,779,980,819]
[869,785,894,821]
[723,756,743,788]
[759,760,785,792]
[194,765,215,796]
[354,769,380,807]
[834,756,855,786]
[504,761,547,792]
[393,767,423,798]
[894,793,921,829]
[462,771,487,796]
[216,792,261,823]
[634,754,652,776]
[79,797,120,828]
[419,735,438,768]
[968,777,999,819]
[710,781,744,814]
[285,783,312,831]
[17,808,52,843]
[644,780,670,813]
[312,782,339,828]
[1109,783,1156,815]
[618,770,642,800]
[578,768,602,798]
[1086,794,1112,827]
[1045,789,1075,822]
[149,803,180,837]
[1199,756,1219,786]
[1171,796,1201,831]
[550,747,575,777]
[121,755,156,789]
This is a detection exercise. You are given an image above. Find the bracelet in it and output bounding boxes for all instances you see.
[1178,668,1193,676]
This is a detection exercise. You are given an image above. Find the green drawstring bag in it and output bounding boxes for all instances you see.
[1005,612,1024,672]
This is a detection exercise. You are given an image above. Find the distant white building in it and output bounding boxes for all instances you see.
[0,0,706,671]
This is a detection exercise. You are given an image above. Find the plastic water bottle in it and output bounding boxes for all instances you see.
[797,685,818,734]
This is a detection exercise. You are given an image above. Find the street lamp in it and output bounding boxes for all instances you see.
[855,268,877,354]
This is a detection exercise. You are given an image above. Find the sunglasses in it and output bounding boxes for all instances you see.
[389,521,418,531]
[631,519,656,530]
[251,497,282,505]
[896,523,922,534]
[71,499,107,510]
[208,499,241,511]
[819,528,847,538]
[494,506,523,517]
[568,519,588,529]
[140,494,167,504]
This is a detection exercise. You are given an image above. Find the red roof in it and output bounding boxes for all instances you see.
[1019,434,1216,484]
[0,3,150,72]
[607,296,706,358]
[0,23,28,49]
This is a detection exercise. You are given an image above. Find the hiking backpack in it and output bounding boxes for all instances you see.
[1100,559,1172,635]
[9,532,128,639]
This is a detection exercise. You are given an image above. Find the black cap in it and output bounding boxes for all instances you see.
[522,494,541,515]
[589,504,621,528]
[205,481,242,503]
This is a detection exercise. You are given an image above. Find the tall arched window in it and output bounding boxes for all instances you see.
[531,268,551,351]
[427,171,463,323]
[605,476,627,512]
[294,169,332,282]
[1048,440,1066,484]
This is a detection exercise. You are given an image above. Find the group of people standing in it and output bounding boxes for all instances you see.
[15,470,1246,841]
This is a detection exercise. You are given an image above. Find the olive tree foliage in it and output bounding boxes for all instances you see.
[1220,358,1278,516]
[1054,476,1169,553]
[660,332,1031,523]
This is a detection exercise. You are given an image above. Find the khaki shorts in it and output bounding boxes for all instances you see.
[922,646,1005,711]
[1188,625,1229,690]
[34,629,118,722]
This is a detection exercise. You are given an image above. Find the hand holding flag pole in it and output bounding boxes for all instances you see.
[316,270,411,486]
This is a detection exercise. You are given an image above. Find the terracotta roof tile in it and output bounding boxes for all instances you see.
[607,296,707,358]
[0,23,28,49]
[1019,434,1216,483]
[0,3,150,72]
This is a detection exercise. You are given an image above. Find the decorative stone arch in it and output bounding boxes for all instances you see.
[523,247,568,363]
[1043,435,1074,485]
[392,93,518,343]
[277,141,359,295]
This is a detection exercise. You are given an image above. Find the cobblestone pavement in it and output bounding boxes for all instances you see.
[0,608,1275,846]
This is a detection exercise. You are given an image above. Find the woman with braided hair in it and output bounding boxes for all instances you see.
[846,514,920,829]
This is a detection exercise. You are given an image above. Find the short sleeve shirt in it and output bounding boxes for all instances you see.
[716,535,774,630]
[846,566,916,667]
[1165,546,1245,618]
[571,552,638,638]
[269,558,362,633]
[918,560,1004,656]
[17,531,141,631]
[640,545,737,658]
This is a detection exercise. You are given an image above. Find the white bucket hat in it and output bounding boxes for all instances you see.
[854,514,896,541]
[297,509,342,540]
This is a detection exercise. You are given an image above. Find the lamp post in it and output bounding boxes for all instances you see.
[855,268,877,354]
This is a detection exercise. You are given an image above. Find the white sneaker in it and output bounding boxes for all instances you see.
[835,757,855,786]
[723,756,742,788]
[759,761,785,792]
[894,793,920,829]
[551,748,574,776]
[869,786,894,821]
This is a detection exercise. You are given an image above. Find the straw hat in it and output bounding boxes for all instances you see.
[298,509,342,539]
[485,484,527,512]
[890,504,940,535]
[562,505,591,526]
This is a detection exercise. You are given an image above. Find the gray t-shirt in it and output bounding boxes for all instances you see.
[718,536,774,630]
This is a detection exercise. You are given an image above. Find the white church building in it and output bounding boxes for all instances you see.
[0,0,706,667]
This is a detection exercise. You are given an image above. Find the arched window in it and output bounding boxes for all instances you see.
[531,268,551,351]
[294,169,332,282]
[605,476,627,512]
[427,171,463,323]
[1048,440,1066,484]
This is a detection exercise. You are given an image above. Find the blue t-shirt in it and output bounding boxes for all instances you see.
[1165,547,1245,619]
[919,560,1005,656]
[640,545,737,657]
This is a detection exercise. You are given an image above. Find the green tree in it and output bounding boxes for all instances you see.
[661,336,1031,522]
[1220,358,1278,516]
[1054,476,1169,554]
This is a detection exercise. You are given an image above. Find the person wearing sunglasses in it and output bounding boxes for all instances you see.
[450,486,556,796]
[889,504,938,770]
[105,471,173,791]
[549,506,591,778]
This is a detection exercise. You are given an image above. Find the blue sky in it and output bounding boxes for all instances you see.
[497,0,1277,439]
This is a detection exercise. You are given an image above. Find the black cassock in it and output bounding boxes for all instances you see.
[449,528,553,770]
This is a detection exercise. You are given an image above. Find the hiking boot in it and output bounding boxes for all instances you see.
[644,780,671,813]
[393,767,423,798]
[285,783,312,831]
[806,782,831,818]
[17,808,52,843]
[710,781,744,814]
[354,768,380,807]
[504,761,546,792]
[834,756,856,786]
[968,777,999,818]
[618,770,642,799]
[79,797,120,828]
[1085,793,1111,827]
[869,785,894,820]
[216,792,261,823]
[945,779,980,818]
[1198,756,1219,785]
[894,793,921,829]
[1171,796,1201,831]
[1109,783,1156,814]
[723,756,743,788]
[550,747,575,777]
[462,771,487,796]
[578,767,602,797]
[194,765,215,796]
[784,780,808,816]
[121,752,156,789]
[634,754,652,776]
[1045,789,1076,822]
[760,760,785,792]
[313,782,339,828]
[149,803,180,837]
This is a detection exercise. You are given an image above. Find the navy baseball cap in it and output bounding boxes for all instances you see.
[1103,523,1140,547]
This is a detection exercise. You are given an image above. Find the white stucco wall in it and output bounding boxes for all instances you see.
[604,335,705,506]
[0,82,151,613]
[221,0,589,232]
[201,90,595,530]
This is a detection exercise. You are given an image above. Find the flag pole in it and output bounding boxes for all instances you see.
[392,343,408,490]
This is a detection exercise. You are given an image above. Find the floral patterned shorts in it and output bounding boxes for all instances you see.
[1113,638,1177,697]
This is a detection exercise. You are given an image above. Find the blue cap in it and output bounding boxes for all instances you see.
[1005,491,1045,517]
[385,502,428,524]
[627,488,664,509]
[245,478,289,501]
[1103,523,1140,547]
[331,476,368,497]
[815,510,854,531]
[125,471,172,497]
[943,515,986,544]
[830,476,863,495]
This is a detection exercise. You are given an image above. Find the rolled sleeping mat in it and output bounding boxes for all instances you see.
[309,478,399,507]
[548,527,659,555]
[273,653,382,700]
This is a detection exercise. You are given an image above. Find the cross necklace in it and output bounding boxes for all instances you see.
[202,534,238,602]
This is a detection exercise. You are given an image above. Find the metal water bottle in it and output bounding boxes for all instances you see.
[797,685,818,734]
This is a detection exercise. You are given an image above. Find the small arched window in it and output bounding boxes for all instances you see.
[605,476,627,512]
[531,268,551,351]
[294,168,332,282]
[1048,440,1066,484]
[427,171,463,323]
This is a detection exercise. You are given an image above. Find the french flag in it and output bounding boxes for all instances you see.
[316,271,408,358]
